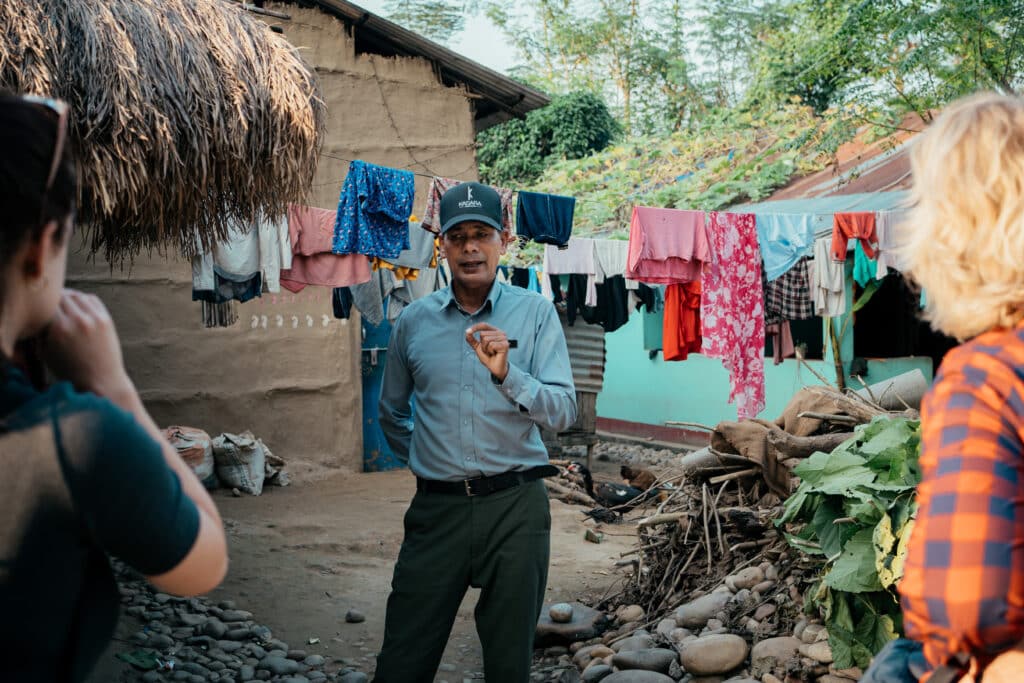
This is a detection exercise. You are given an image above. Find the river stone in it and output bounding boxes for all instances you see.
[221,610,253,623]
[336,673,369,683]
[550,603,575,623]
[345,609,365,624]
[536,602,607,647]
[610,634,656,653]
[204,619,229,639]
[238,665,255,682]
[251,626,272,642]
[730,567,764,590]
[582,664,613,682]
[616,605,645,624]
[653,618,676,639]
[680,634,749,675]
[801,624,825,644]
[611,648,677,674]
[257,655,300,676]
[750,636,801,676]
[225,628,251,641]
[148,633,175,650]
[600,672,674,683]
[800,641,833,663]
[573,644,614,668]
[674,593,731,629]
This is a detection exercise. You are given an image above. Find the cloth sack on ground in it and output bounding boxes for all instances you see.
[163,426,216,489]
[212,431,266,496]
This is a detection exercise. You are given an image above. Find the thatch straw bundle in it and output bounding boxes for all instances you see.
[0,0,326,262]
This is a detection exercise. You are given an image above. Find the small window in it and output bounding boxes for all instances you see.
[764,316,825,361]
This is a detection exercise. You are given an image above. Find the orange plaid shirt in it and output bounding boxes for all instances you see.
[899,324,1024,679]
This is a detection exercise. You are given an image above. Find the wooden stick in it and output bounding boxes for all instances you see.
[241,3,292,19]
[796,411,860,425]
[708,468,760,485]
[795,347,837,389]
[637,512,693,529]
[665,420,715,431]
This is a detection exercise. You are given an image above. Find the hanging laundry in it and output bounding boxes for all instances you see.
[595,276,630,333]
[192,216,287,303]
[852,240,879,287]
[351,258,442,326]
[510,267,531,289]
[626,207,709,284]
[564,274,598,327]
[763,257,814,321]
[332,160,415,259]
[831,211,878,261]
[541,238,598,306]
[633,283,661,313]
[765,320,795,365]
[875,209,910,278]
[663,281,702,361]
[420,177,515,234]
[383,220,436,271]
[593,238,639,290]
[755,213,816,281]
[701,212,766,420]
[281,204,372,293]
[811,237,847,317]
[515,190,575,247]
[372,259,419,281]
[332,287,354,319]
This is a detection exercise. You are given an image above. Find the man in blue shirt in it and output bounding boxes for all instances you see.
[375,182,577,682]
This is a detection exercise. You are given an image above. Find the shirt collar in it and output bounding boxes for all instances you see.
[440,277,503,314]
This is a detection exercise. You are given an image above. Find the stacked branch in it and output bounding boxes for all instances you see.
[607,384,917,629]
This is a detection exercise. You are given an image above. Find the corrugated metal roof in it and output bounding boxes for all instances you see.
[294,0,550,129]
[766,112,926,201]
[561,315,605,394]
[736,190,911,238]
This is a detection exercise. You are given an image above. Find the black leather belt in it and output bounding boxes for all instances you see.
[416,465,559,497]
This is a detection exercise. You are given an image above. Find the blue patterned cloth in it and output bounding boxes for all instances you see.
[332,160,415,258]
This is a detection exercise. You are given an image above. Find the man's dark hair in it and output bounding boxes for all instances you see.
[0,93,78,265]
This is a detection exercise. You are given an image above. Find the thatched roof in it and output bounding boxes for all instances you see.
[0,0,326,262]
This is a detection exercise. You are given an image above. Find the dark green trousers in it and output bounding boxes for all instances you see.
[373,479,551,683]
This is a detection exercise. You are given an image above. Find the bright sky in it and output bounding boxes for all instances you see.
[353,0,520,74]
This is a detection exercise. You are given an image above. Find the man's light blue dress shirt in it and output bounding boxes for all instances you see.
[379,280,577,481]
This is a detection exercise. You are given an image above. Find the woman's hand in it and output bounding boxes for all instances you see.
[42,289,133,398]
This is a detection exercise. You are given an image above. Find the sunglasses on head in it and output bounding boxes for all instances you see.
[19,95,70,227]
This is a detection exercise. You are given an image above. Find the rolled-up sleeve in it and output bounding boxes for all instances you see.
[378,314,414,464]
[899,348,1024,678]
[497,303,577,432]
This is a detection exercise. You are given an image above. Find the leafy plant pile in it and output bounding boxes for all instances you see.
[776,416,921,669]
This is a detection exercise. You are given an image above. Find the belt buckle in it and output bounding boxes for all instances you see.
[464,479,476,497]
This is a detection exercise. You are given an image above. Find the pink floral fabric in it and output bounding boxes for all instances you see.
[701,211,766,420]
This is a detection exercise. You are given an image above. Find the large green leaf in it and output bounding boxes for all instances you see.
[793,450,876,492]
[824,529,884,593]
[811,498,860,559]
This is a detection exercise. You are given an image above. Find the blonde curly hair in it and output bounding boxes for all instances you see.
[901,92,1024,340]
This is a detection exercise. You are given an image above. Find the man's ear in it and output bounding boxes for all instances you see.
[499,229,513,254]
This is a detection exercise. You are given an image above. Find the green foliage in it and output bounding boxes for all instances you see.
[383,0,466,44]
[519,103,851,242]
[776,416,922,669]
[477,91,621,186]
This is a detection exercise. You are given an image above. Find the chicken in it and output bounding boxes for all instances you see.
[620,464,657,491]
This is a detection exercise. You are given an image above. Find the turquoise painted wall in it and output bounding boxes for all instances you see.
[597,265,934,427]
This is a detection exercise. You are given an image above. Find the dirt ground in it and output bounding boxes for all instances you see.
[90,462,639,682]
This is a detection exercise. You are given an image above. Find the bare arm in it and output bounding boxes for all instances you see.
[43,290,228,595]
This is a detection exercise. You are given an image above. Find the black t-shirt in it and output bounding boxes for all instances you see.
[0,368,200,682]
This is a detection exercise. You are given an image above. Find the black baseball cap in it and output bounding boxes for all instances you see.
[439,182,503,234]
